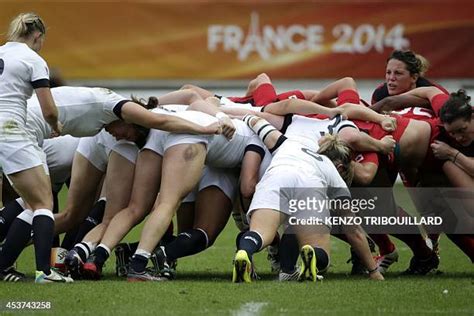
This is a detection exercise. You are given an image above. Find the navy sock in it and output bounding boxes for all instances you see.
[314,247,329,272]
[0,200,25,241]
[279,233,300,273]
[238,231,263,259]
[73,242,92,262]
[32,210,55,274]
[0,211,33,271]
[74,199,106,245]
[165,229,208,261]
[94,245,110,266]
[235,231,246,249]
[130,254,148,273]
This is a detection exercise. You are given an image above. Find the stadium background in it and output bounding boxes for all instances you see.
[1,0,474,98]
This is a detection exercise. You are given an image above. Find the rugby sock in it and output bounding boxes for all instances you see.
[279,233,300,273]
[0,198,25,241]
[94,244,111,266]
[370,234,396,256]
[130,249,151,273]
[314,247,330,273]
[337,89,360,106]
[161,221,176,245]
[238,231,263,259]
[73,241,95,262]
[0,210,33,270]
[165,228,208,261]
[73,199,106,245]
[52,192,60,247]
[253,83,278,107]
[32,209,55,274]
[235,231,245,249]
[61,227,79,250]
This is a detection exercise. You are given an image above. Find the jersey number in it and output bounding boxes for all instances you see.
[301,148,323,161]
[0,59,4,76]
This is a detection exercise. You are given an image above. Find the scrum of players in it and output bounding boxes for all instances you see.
[0,13,472,283]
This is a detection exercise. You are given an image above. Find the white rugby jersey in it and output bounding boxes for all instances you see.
[150,107,266,168]
[150,107,217,126]
[268,139,350,199]
[0,42,49,138]
[266,114,355,189]
[206,120,265,168]
[26,86,127,144]
[283,114,357,149]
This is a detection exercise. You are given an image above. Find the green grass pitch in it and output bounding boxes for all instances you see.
[0,185,472,315]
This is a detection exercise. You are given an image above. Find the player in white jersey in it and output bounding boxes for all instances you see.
[47,93,225,234]
[0,13,73,283]
[232,114,384,283]
[77,102,266,280]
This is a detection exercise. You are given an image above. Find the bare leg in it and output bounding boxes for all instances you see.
[54,153,104,234]
[99,150,163,250]
[136,143,206,253]
[81,151,136,245]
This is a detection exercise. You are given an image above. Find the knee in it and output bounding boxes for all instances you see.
[339,77,357,90]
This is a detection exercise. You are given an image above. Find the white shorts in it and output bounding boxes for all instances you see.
[248,166,330,221]
[183,166,239,203]
[42,135,80,189]
[76,130,138,172]
[143,129,211,157]
[0,138,48,176]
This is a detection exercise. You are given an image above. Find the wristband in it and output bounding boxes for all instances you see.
[216,112,229,120]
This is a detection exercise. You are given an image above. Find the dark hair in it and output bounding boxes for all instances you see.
[388,50,429,76]
[440,89,472,124]
[131,95,159,110]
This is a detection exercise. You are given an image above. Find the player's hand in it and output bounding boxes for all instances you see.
[329,108,347,120]
[431,140,456,160]
[203,122,222,135]
[379,135,396,154]
[50,121,63,138]
[216,112,236,140]
[381,116,397,132]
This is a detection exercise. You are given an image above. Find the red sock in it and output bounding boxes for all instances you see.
[337,89,360,106]
[370,234,395,255]
[253,83,278,107]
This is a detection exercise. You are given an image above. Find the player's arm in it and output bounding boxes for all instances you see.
[263,98,336,117]
[352,161,378,186]
[370,94,431,113]
[35,87,61,135]
[338,127,395,155]
[120,101,220,135]
[333,202,384,280]
[337,103,396,132]
[431,141,474,176]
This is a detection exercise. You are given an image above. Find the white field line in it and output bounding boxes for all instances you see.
[232,302,269,316]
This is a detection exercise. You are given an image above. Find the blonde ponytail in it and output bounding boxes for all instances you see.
[318,134,354,185]
[7,12,46,41]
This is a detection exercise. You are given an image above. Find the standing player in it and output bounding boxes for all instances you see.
[0,13,72,283]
